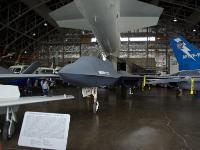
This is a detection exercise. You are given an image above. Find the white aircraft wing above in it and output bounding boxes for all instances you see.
[0,95,74,107]
[49,1,91,31]
[0,74,59,79]
[56,19,91,31]
[50,0,163,32]
[120,0,163,32]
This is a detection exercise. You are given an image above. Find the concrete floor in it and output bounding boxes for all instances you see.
[1,87,200,150]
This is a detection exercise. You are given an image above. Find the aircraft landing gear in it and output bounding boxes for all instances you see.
[92,87,99,114]
[176,87,183,97]
[2,107,17,140]
[93,101,99,114]
[82,87,99,114]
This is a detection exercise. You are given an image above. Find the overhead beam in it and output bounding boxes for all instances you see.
[186,11,200,26]
[16,28,56,63]
[0,22,36,41]
[160,0,200,12]
[6,20,46,49]
[151,0,160,5]
[21,0,59,29]
[0,0,50,33]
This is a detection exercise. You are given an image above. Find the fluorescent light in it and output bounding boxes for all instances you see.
[44,22,48,26]
[102,53,107,61]
[193,29,196,32]
[91,37,155,42]
[32,33,36,36]
[120,37,129,42]
[129,37,155,41]
[91,38,97,42]
[173,18,177,22]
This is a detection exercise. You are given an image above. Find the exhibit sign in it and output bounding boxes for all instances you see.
[18,112,70,150]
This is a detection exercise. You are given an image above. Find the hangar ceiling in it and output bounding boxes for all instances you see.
[0,0,200,65]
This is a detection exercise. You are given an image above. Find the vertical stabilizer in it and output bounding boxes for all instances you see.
[170,36,200,70]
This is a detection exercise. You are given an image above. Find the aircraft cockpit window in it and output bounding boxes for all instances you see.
[14,68,21,74]
[41,69,53,74]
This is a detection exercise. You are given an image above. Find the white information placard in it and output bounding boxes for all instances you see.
[18,112,70,150]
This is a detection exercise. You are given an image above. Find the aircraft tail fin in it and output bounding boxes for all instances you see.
[22,61,40,74]
[170,36,200,70]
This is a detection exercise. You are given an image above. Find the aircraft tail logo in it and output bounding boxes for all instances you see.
[170,36,200,70]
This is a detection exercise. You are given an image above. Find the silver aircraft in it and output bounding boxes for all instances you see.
[49,0,163,56]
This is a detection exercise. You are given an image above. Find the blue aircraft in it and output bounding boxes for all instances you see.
[0,62,40,86]
[149,36,200,94]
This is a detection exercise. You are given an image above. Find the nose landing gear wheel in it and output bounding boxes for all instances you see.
[93,101,99,114]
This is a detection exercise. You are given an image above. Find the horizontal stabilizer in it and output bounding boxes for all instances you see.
[120,0,163,32]
[119,17,160,32]
[49,1,91,30]
[49,1,83,20]
[56,19,91,31]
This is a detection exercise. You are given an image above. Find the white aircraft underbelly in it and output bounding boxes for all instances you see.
[75,0,120,56]
[49,0,163,57]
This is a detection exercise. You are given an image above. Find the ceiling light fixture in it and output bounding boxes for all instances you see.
[44,22,48,26]
[173,18,177,22]
[82,30,85,35]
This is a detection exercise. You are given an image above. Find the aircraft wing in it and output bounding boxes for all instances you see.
[0,74,59,79]
[147,76,200,85]
[0,85,74,107]
[0,66,13,74]
[148,78,181,85]
[120,0,163,32]
[0,95,74,107]
[49,1,91,30]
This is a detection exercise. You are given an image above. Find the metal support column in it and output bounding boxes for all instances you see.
[62,44,64,65]
[79,43,82,57]
[146,28,149,69]
[127,31,130,58]
[165,26,169,74]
